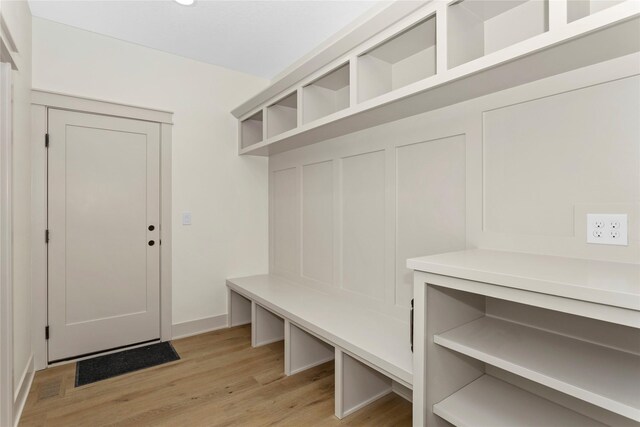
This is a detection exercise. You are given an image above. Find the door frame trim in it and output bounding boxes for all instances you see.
[0,61,14,427]
[31,90,173,370]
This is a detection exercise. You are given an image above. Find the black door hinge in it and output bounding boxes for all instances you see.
[45,229,49,243]
[45,133,49,148]
[45,326,49,340]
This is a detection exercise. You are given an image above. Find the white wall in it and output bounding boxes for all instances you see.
[269,53,640,320]
[0,0,33,418]
[32,18,269,327]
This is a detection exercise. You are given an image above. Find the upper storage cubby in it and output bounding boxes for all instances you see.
[448,0,549,69]
[303,63,350,124]
[267,92,298,138]
[240,110,263,149]
[568,0,627,22]
[358,16,436,103]
[232,1,638,155]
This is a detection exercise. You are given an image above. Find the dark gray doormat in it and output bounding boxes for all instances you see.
[75,342,180,387]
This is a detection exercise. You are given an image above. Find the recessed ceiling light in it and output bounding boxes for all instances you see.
[174,0,195,5]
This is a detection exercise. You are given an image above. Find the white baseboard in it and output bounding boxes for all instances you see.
[171,314,228,340]
[13,354,34,427]
[342,388,392,418]
[392,380,413,402]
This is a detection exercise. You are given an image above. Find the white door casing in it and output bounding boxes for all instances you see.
[47,109,161,361]
[0,61,14,427]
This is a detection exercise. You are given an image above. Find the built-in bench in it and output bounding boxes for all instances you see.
[226,274,412,419]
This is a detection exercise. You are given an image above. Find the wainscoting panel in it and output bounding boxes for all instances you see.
[341,150,386,300]
[395,136,466,308]
[272,167,299,274]
[302,160,334,286]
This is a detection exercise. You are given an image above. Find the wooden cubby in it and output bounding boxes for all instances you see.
[358,15,436,103]
[568,0,627,22]
[267,92,297,138]
[448,0,549,69]
[240,110,263,149]
[302,63,350,124]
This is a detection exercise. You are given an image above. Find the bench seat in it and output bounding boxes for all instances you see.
[226,274,413,388]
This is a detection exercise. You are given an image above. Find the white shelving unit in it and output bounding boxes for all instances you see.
[240,110,263,149]
[434,316,640,420]
[232,0,639,156]
[303,62,350,124]
[568,0,627,22]
[448,0,549,68]
[358,15,436,102]
[434,375,606,427]
[410,249,640,426]
[266,92,297,138]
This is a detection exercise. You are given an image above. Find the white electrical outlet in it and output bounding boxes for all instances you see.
[587,214,628,246]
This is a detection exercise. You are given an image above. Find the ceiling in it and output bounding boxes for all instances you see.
[28,0,381,80]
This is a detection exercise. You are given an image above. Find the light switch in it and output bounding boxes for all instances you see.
[182,212,192,225]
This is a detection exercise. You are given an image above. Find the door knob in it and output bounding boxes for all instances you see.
[148,240,155,246]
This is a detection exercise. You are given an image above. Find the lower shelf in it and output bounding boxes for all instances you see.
[434,375,604,427]
[434,316,640,420]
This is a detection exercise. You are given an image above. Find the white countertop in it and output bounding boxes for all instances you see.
[407,249,640,311]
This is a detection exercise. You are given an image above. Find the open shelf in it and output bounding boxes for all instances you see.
[302,63,350,124]
[434,316,640,421]
[448,0,549,69]
[240,110,263,149]
[267,92,297,138]
[434,375,605,427]
[235,2,639,155]
[568,0,627,22]
[358,15,436,102]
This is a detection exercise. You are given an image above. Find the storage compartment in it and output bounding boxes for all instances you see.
[426,285,640,425]
[358,16,436,102]
[302,63,350,124]
[240,110,263,148]
[252,303,284,347]
[267,92,297,138]
[568,0,627,23]
[285,322,334,376]
[448,0,549,69]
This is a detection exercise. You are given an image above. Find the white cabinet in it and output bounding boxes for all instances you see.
[410,249,640,426]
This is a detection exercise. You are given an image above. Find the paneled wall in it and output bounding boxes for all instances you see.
[269,53,640,320]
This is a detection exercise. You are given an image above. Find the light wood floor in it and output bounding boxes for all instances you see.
[20,325,412,426]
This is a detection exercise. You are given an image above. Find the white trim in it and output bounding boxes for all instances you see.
[30,104,47,371]
[171,315,228,340]
[392,380,413,403]
[31,91,173,369]
[342,388,392,418]
[160,123,173,342]
[12,355,33,427]
[32,89,173,124]
[0,61,14,427]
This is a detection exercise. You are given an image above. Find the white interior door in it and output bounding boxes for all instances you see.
[47,109,160,361]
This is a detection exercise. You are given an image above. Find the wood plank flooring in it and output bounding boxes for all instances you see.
[19,325,412,426]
